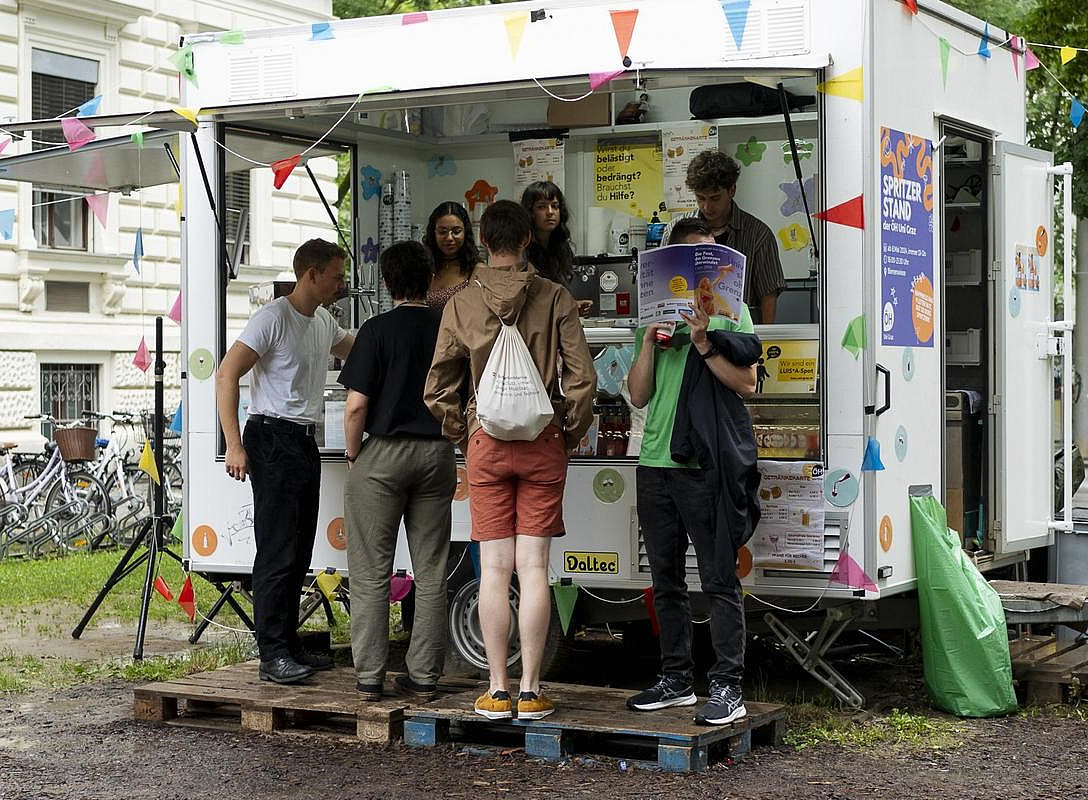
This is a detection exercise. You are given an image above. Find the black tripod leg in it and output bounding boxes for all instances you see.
[189,581,238,644]
[223,588,255,631]
[320,594,336,627]
[72,517,152,639]
[133,515,162,661]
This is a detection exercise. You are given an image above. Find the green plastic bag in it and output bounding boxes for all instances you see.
[909,489,1018,717]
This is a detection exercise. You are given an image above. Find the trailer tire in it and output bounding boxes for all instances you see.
[444,573,574,681]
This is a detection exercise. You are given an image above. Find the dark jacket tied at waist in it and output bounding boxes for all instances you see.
[670,329,763,556]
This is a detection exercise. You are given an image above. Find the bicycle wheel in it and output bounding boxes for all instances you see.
[162,461,183,516]
[43,469,114,553]
[12,455,43,489]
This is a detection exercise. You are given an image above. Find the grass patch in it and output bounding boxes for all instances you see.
[0,638,253,694]
[784,704,966,751]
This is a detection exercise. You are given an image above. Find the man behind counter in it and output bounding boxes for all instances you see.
[663,151,787,324]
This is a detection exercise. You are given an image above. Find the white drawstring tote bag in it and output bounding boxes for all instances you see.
[475,313,554,441]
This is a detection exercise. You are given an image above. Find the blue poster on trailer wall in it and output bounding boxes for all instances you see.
[879,127,935,348]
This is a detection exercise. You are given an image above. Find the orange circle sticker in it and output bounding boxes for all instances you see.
[327,517,347,551]
[192,525,218,557]
[453,465,470,502]
[736,546,753,579]
[1036,225,1048,257]
[911,274,934,344]
[879,515,893,552]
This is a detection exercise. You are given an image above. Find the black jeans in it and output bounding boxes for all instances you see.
[244,420,321,661]
[636,465,745,685]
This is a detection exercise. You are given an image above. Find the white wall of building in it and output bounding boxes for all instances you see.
[0,0,337,447]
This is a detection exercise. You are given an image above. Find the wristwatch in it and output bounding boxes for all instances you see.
[344,451,358,463]
[697,343,719,360]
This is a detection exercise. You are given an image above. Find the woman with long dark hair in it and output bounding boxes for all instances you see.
[521,181,592,314]
[423,201,483,309]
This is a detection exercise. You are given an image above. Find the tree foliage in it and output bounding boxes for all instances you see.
[333,0,508,18]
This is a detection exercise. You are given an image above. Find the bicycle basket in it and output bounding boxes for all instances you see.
[54,426,98,462]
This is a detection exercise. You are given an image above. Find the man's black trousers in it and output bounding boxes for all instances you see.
[636,465,745,686]
[244,420,321,661]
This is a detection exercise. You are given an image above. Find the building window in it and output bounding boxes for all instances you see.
[224,170,251,266]
[45,281,90,312]
[31,49,99,251]
[40,363,99,436]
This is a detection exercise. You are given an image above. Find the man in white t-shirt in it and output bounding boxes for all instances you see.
[217,239,355,684]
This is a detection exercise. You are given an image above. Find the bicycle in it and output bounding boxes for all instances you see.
[132,410,183,520]
[0,415,114,559]
[79,410,151,545]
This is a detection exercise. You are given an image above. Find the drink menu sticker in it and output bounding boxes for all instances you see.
[512,137,565,196]
[750,461,826,570]
[637,242,745,326]
[879,126,935,347]
[662,123,718,211]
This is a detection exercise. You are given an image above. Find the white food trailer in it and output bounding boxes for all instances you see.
[0,0,1072,706]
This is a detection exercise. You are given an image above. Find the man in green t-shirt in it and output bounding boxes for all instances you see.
[626,217,757,726]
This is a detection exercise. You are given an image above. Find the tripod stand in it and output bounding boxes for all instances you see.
[72,317,179,660]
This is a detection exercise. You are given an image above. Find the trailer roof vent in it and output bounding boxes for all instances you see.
[228,50,298,103]
[723,0,810,61]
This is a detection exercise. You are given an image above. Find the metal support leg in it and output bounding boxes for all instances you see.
[188,579,255,645]
[764,605,866,709]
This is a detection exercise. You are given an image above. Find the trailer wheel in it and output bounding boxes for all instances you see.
[445,576,574,680]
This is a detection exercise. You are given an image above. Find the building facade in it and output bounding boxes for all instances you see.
[0,0,339,447]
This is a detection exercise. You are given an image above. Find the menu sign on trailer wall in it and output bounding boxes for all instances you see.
[750,460,826,570]
[662,123,719,211]
[879,126,935,348]
[512,137,566,196]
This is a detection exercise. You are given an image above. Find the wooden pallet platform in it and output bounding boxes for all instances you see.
[133,661,478,743]
[403,683,785,773]
[1009,635,1088,704]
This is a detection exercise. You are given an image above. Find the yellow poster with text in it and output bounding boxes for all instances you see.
[593,138,663,220]
[756,339,819,395]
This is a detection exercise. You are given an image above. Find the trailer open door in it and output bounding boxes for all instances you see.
[992,141,1058,551]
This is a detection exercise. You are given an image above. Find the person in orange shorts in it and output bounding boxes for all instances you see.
[425,200,596,721]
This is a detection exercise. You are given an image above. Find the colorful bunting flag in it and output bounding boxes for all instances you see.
[170,402,183,434]
[220,30,245,45]
[1061,46,1078,65]
[1025,47,1041,71]
[169,45,198,88]
[861,436,885,471]
[402,12,428,25]
[133,227,144,273]
[504,12,528,60]
[171,107,199,127]
[315,571,342,600]
[271,154,301,189]
[76,95,102,117]
[829,551,878,593]
[977,22,991,59]
[311,21,334,40]
[552,581,579,636]
[841,314,866,359]
[939,38,951,88]
[175,183,183,220]
[814,195,864,229]
[390,573,414,603]
[168,291,182,324]
[169,512,183,541]
[609,9,638,60]
[153,575,173,601]
[721,0,751,50]
[642,587,659,636]
[816,66,863,102]
[903,0,918,13]
[130,131,144,149]
[60,117,95,151]
[0,136,8,154]
[0,209,13,241]
[138,439,160,484]
[177,575,195,622]
[1072,98,1086,129]
[85,194,109,227]
[133,336,152,373]
[589,69,625,91]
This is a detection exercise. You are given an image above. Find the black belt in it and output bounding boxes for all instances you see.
[249,414,316,438]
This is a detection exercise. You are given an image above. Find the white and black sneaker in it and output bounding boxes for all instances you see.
[694,681,746,726]
[626,674,697,711]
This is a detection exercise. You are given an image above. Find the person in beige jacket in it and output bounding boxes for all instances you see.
[425,200,596,721]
